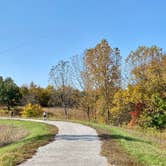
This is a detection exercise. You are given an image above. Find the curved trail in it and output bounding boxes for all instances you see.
[9,119,108,166]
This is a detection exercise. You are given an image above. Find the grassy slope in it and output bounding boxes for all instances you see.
[94,124,165,166]
[66,120,166,166]
[0,119,58,166]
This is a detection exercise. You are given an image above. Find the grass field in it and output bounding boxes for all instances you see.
[76,121,166,166]
[0,119,58,166]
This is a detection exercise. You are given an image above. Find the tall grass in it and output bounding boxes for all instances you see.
[121,126,166,147]
[0,125,28,147]
[0,110,9,117]
[0,120,58,166]
[43,107,89,121]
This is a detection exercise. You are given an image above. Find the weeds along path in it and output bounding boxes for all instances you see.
[15,119,108,166]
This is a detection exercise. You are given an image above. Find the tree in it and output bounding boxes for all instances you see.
[48,87,62,107]
[38,86,52,107]
[0,77,22,110]
[110,89,132,125]
[124,46,166,127]
[139,95,166,129]
[70,54,85,90]
[49,60,72,117]
[126,46,165,98]
[71,54,97,121]
[84,39,121,123]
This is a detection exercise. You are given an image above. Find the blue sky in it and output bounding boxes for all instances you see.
[0,0,165,87]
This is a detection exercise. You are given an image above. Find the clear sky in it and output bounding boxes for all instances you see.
[0,0,165,87]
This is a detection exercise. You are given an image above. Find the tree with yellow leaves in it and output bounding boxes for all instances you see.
[84,39,121,123]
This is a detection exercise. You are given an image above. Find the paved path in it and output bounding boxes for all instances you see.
[4,119,108,166]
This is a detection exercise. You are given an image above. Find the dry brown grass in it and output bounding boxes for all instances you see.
[0,120,58,166]
[0,125,28,147]
[43,107,89,121]
[0,110,9,117]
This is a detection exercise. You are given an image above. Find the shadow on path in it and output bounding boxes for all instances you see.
[55,134,99,141]
[55,133,150,144]
[99,134,150,144]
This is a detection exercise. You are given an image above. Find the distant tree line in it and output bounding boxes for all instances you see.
[0,79,81,109]
[20,82,81,108]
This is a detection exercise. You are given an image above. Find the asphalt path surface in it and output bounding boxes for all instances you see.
[4,119,108,166]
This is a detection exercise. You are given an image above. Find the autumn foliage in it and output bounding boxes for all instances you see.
[21,103,43,118]
[1,40,166,129]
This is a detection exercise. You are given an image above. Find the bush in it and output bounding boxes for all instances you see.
[21,103,43,118]
[139,95,166,129]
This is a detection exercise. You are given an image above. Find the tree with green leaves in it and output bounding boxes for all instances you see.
[0,76,22,110]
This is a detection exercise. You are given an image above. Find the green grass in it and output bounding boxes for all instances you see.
[97,125,165,165]
[1,116,164,165]
[74,120,166,166]
[58,121,166,166]
[0,119,58,166]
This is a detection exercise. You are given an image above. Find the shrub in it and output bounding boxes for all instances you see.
[21,103,43,118]
[139,95,166,129]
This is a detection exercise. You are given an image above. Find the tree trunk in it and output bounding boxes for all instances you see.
[93,108,97,121]
[107,108,110,124]
[87,107,90,122]
[64,105,68,118]
[7,105,10,110]
[62,100,68,118]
